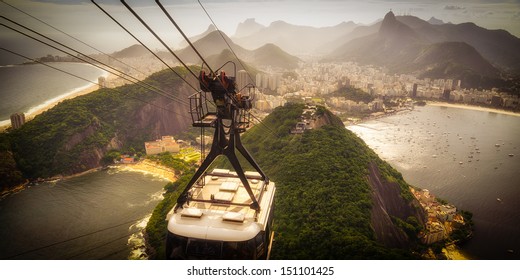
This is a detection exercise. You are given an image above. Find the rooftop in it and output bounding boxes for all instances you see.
[167,169,275,242]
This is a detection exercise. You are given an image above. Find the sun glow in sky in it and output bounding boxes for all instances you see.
[1,0,519,64]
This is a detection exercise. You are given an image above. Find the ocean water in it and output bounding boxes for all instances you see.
[0,62,107,126]
[0,169,168,260]
[348,105,520,259]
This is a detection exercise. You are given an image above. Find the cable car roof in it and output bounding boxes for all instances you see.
[167,169,275,242]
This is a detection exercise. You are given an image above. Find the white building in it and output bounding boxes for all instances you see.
[145,136,180,155]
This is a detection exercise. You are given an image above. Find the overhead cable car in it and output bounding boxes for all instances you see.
[165,63,276,259]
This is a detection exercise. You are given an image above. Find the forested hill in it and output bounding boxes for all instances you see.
[146,103,426,259]
[239,103,423,259]
[0,67,193,189]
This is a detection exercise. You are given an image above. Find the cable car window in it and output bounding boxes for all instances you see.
[167,234,188,260]
[221,240,256,259]
[186,239,222,259]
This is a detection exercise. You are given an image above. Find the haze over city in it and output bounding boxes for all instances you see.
[1,0,520,277]
[1,0,520,64]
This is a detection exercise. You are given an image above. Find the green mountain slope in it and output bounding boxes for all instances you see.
[1,67,193,182]
[147,104,425,259]
[241,104,421,259]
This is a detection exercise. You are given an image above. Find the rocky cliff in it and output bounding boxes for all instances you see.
[1,68,193,184]
[368,162,425,248]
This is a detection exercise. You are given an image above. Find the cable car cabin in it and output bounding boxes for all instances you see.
[165,169,276,260]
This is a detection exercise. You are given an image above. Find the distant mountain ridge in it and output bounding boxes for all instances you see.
[234,18,266,38]
[326,11,514,88]
[178,24,216,48]
[112,44,149,58]
[232,19,359,55]
[177,30,301,70]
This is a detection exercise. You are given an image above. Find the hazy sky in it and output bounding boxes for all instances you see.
[1,0,520,64]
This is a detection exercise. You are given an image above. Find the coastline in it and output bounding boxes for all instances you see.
[443,244,470,260]
[428,101,520,117]
[0,159,176,199]
[116,159,177,182]
[0,71,115,132]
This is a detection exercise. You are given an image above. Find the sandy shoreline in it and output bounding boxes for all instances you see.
[0,72,116,131]
[428,101,520,117]
[117,159,177,182]
[1,159,175,198]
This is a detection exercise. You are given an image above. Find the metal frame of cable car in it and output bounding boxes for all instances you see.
[166,62,275,260]
[177,61,269,211]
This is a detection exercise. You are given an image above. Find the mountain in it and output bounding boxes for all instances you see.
[0,68,193,182]
[111,44,149,58]
[393,16,520,73]
[319,22,382,55]
[154,103,469,259]
[178,24,216,48]
[327,11,504,88]
[204,49,259,76]
[251,43,301,69]
[233,20,359,55]
[328,12,423,69]
[177,30,300,70]
[427,17,444,25]
[434,22,520,73]
[414,41,500,77]
[176,30,250,64]
[234,18,265,38]
[145,103,431,259]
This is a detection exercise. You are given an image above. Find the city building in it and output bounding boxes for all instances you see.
[144,136,180,155]
[98,76,107,88]
[236,70,253,94]
[421,222,446,244]
[10,113,25,129]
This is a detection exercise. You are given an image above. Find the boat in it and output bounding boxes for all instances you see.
[509,154,514,157]
[497,198,502,202]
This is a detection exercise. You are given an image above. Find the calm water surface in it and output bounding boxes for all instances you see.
[0,63,106,126]
[0,168,167,260]
[348,105,520,259]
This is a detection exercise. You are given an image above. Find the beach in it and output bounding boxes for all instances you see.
[0,72,116,132]
[428,101,520,117]
[117,159,177,182]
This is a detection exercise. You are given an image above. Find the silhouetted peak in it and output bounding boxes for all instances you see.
[427,17,444,25]
[234,18,266,38]
[379,10,418,40]
[379,11,399,34]
[205,24,216,32]
[383,11,396,22]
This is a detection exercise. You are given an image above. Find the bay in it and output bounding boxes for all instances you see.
[0,168,168,260]
[0,62,106,126]
[347,105,520,259]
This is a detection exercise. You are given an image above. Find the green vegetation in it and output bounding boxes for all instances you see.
[448,210,474,244]
[144,153,195,259]
[330,86,375,103]
[0,67,191,182]
[241,104,414,259]
[145,103,420,259]
[147,152,194,176]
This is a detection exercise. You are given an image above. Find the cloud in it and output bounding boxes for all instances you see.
[444,5,465,10]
